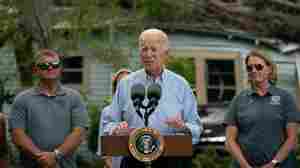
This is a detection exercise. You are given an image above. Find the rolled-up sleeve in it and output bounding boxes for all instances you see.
[283,92,300,123]
[183,85,202,145]
[224,95,239,126]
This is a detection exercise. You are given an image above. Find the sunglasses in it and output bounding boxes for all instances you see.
[246,64,264,72]
[37,61,61,70]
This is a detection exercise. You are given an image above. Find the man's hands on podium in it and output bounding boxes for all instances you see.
[165,112,185,129]
[111,112,191,135]
[112,121,130,135]
[165,112,191,134]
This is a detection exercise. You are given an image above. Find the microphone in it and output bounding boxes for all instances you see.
[147,83,161,111]
[131,83,146,106]
[131,84,145,119]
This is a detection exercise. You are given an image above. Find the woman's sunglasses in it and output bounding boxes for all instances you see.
[37,61,61,70]
[246,64,264,72]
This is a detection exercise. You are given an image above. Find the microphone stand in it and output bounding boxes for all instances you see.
[133,101,158,168]
[139,102,156,127]
[131,83,161,168]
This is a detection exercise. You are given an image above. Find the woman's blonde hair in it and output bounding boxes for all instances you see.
[245,49,277,85]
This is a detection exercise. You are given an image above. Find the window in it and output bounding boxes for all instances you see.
[196,51,241,105]
[61,56,83,88]
[206,60,236,104]
[171,48,241,105]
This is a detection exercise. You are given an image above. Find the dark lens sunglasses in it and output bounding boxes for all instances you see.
[246,64,264,72]
[37,61,61,70]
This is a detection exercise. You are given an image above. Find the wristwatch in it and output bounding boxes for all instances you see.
[54,149,64,161]
[271,159,280,167]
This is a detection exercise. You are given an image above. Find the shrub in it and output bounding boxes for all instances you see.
[192,146,231,168]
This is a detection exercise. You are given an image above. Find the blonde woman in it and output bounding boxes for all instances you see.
[225,50,300,168]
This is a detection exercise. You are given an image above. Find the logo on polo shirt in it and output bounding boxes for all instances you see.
[270,96,280,105]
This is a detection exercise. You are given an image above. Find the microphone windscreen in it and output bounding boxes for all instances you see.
[131,83,146,100]
[147,83,161,100]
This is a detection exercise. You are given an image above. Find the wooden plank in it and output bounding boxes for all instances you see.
[171,48,240,59]
[196,57,207,105]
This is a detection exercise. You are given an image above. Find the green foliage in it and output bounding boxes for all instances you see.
[0,0,18,47]
[142,0,186,22]
[87,104,101,152]
[296,134,300,164]
[87,97,112,152]
[166,57,196,88]
[0,50,16,111]
[192,147,231,168]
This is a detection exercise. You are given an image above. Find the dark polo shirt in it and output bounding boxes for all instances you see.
[224,85,300,167]
[9,85,89,168]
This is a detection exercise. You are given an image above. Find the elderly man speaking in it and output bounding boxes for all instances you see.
[104,28,202,168]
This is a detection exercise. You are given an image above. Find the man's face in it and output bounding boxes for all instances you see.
[139,35,168,74]
[35,54,62,80]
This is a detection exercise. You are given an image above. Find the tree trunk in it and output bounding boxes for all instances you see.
[14,35,35,87]
[13,0,53,87]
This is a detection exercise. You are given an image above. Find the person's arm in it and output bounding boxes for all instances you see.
[261,123,298,168]
[225,126,252,168]
[55,127,86,156]
[37,127,86,168]
[261,91,300,168]
[98,106,111,156]
[224,93,253,168]
[9,95,42,159]
[11,128,42,158]
[181,85,202,144]
[38,92,88,167]
[104,79,128,135]
[57,92,89,156]
[165,82,202,144]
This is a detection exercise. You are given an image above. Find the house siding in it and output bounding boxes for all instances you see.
[167,32,299,98]
[0,31,298,105]
[87,61,113,104]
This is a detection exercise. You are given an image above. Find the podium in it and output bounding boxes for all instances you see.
[101,134,192,157]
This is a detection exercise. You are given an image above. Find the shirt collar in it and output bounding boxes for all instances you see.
[247,83,276,96]
[144,68,166,83]
[33,82,66,96]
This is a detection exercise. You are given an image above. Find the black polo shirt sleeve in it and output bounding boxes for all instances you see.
[224,95,239,126]
[283,91,300,123]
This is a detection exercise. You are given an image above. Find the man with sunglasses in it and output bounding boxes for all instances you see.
[9,49,89,168]
[225,50,300,168]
